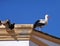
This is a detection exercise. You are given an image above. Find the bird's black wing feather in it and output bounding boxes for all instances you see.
[9,23,15,30]
[33,20,40,28]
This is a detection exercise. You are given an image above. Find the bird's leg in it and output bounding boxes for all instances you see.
[38,27,42,31]
[39,26,43,31]
[40,26,44,28]
[38,27,41,31]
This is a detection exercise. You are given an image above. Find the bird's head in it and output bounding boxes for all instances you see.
[2,19,10,26]
[45,14,50,19]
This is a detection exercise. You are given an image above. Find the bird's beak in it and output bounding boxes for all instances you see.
[48,16,50,18]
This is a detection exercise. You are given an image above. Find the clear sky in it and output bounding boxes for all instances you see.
[0,0,60,37]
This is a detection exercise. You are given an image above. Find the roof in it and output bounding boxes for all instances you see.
[0,24,60,44]
[31,29,60,44]
[0,24,33,41]
[34,29,60,39]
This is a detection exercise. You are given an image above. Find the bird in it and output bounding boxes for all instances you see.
[33,14,49,29]
[2,19,11,26]
[2,19,15,30]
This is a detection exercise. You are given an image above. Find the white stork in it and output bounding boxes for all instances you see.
[33,14,49,29]
[2,19,15,30]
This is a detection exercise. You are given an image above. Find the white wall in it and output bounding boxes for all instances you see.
[0,41,29,46]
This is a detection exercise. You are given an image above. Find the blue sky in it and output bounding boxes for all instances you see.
[0,0,60,37]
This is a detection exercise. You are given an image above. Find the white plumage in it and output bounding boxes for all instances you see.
[39,14,49,24]
[33,14,49,29]
[1,19,15,30]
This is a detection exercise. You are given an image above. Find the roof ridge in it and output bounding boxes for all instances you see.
[34,29,60,40]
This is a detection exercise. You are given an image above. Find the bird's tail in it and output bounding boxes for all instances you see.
[0,20,2,25]
[33,20,40,30]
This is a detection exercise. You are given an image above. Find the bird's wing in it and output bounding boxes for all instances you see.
[39,19,45,23]
[34,20,40,24]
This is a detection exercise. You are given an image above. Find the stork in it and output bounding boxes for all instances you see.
[33,14,49,30]
[2,19,15,30]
